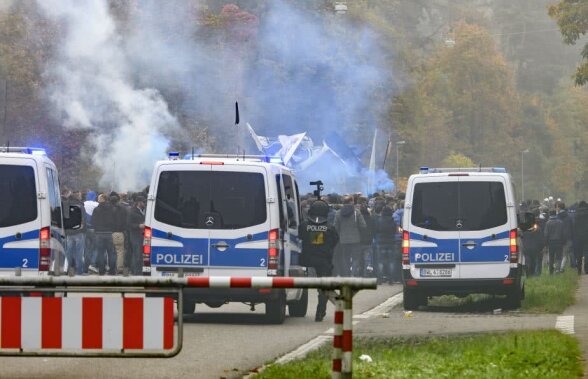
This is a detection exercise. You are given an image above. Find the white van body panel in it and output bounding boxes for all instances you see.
[0,151,66,277]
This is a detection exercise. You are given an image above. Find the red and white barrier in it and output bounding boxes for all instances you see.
[0,297,174,351]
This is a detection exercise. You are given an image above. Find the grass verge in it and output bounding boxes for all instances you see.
[522,269,578,313]
[425,268,578,313]
[256,331,583,379]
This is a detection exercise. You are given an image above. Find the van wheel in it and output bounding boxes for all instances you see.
[403,289,426,310]
[266,293,286,324]
[288,289,308,317]
[182,300,196,315]
[504,287,523,310]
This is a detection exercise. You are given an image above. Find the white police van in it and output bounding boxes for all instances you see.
[143,153,308,323]
[0,147,80,277]
[402,167,534,310]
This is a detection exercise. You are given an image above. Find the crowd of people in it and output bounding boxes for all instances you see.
[521,197,588,276]
[300,191,406,284]
[61,189,147,276]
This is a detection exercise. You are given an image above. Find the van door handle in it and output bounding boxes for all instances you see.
[211,242,230,252]
[462,242,477,248]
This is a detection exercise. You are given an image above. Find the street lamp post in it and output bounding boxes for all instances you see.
[396,140,406,193]
[521,149,529,202]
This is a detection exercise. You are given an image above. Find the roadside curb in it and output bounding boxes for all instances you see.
[563,274,588,378]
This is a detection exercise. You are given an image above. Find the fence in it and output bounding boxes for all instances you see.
[0,276,376,378]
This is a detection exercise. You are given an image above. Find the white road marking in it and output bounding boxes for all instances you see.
[266,292,404,368]
[555,315,575,335]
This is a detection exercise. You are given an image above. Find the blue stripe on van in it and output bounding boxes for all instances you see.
[460,230,510,263]
[151,228,209,266]
[409,230,510,264]
[0,229,40,269]
[409,233,459,263]
[151,229,269,268]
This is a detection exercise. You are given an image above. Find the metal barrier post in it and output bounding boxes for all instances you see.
[332,294,344,379]
[341,285,353,379]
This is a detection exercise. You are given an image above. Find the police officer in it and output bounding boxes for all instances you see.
[299,200,339,322]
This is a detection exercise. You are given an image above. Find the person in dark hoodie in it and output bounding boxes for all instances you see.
[374,206,398,283]
[544,209,565,274]
[92,194,117,275]
[126,195,146,275]
[333,195,367,277]
[556,201,573,270]
[573,201,588,274]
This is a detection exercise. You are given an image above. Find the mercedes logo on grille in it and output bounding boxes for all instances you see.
[205,216,215,226]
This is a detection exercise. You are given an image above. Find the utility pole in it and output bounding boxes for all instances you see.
[396,140,406,194]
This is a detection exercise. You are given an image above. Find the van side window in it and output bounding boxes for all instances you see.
[282,175,299,229]
[275,175,286,230]
[0,165,37,227]
[46,168,62,228]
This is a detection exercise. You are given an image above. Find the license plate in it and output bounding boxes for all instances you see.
[420,268,452,277]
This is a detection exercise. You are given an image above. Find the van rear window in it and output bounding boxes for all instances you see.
[411,181,507,231]
[154,171,267,229]
[0,165,37,228]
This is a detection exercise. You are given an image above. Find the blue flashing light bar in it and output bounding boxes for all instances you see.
[422,167,508,174]
[264,156,284,164]
[168,151,180,160]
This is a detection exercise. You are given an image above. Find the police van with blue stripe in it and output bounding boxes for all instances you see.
[0,147,81,277]
[143,153,308,323]
[402,167,534,310]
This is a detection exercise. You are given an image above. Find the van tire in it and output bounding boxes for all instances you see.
[288,289,308,317]
[504,286,523,310]
[182,300,196,315]
[403,289,426,310]
[266,293,286,324]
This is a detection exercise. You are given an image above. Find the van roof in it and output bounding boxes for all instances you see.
[419,167,507,174]
[0,147,55,164]
[156,154,291,170]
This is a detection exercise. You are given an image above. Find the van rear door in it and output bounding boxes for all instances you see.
[457,177,510,279]
[408,177,460,279]
[150,164,212,277]
[207,164,270,277]
[0,160,40,274]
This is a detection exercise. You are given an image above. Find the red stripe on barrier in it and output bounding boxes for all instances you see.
[163,297,174,350]
[123,298,143,349]
[230,277,252,288]
[334,311,344,324]
[333,335,342,349]
[271,277,295,288]
[1,297,21,349]
[42,297,62,349]
[332,359,342,372]
[82,298,102,349]
[342,330,352,352]
[186,277,210,287]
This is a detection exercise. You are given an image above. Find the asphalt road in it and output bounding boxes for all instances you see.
[0,284,401,379]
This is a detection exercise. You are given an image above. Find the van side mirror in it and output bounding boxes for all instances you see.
[63,204,83,230]
[517,211,535,231]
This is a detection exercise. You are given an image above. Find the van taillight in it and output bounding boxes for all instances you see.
[39,227,51,271]
[402,231,410,265]
[509,229,518,263]
[268,229,280,276]
[143,227,152,268]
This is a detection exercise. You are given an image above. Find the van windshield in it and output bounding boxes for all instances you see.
[154,170,267,229]
[0,165,38,228]
[411,181,507,231]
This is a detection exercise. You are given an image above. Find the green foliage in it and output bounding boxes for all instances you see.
[549,0,588,85]
[441,153,476,168]
[258,331,583,378]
